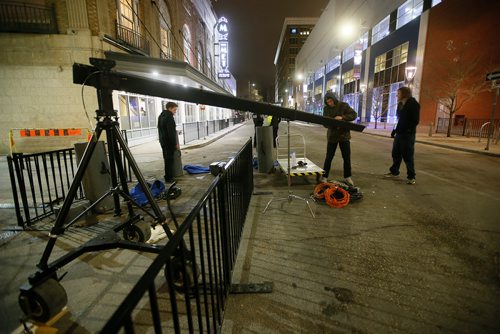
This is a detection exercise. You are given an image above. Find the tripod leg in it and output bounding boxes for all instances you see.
[37,127,103,270]
[109,125,137,217]
[112,126,174,238]
[105,125,123,216]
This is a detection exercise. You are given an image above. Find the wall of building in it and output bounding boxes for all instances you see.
[0,32,119,154]
[420,0,500,125]
[0,0,226,155]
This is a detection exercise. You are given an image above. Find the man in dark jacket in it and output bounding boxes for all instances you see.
[252,113,264,147]
[270,115,281,148]
[386,86,420,184]
[321,92,357,185]
[158,102,179,183]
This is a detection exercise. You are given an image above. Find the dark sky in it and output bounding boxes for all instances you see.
[211,0,329,98]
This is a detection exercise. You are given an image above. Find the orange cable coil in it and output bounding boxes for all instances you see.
[324,186,350,208]
[313,182,335,199]
[314,182,350,208]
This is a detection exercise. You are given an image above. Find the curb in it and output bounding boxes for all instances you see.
[363,131,500,158]
[181,122,249,150]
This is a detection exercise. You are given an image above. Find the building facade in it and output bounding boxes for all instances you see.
[295,0,500,130]
[274,17,317,108]
[0,0,237,154]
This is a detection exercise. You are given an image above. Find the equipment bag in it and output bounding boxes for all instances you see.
[130,180,165,206]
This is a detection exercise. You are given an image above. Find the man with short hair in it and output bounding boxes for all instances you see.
[386,86,420,184]
[158,102,179,183]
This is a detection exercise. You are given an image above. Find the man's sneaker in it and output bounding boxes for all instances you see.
[384,172,399,177]
[344,177,354,186]
[406,178,416,185]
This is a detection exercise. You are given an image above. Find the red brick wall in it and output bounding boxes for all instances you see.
[420,0,500,125]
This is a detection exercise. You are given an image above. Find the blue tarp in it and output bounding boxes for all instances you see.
[130,180,165,206]
[183,164,210,174]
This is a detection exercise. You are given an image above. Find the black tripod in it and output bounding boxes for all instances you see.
[262,118,315,218]
[19,58,187,323]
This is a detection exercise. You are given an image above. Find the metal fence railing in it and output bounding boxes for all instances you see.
[116,22,150,55]
[7,149,84,228]
[183,119,235,145]
[435,117,500,137]
[8,139,134,227]
[101,139,254,333]
[0,1,58,34]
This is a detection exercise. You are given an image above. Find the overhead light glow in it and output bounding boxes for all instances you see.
[340,22,355,37]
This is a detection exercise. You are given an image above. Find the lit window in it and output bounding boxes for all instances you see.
[372,15,390,44]
[396,0,423,29]
[182,25,192,65]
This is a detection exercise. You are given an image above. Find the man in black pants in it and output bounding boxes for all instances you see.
[252,113,264,147]
[321,92,357,186]
[386,86,420,184]
[270,115,281,148]
[158,102,179,183]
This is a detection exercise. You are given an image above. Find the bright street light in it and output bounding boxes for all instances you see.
[405,66,417,82]
[339,22,355,37]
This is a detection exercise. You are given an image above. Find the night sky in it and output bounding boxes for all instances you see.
[212,0,329,99]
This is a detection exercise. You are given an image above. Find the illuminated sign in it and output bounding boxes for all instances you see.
[216,17,230,79]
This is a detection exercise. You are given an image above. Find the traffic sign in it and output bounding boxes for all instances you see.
[486,71,500,81]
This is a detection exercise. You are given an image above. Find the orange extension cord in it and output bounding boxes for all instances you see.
[313,182,350,208]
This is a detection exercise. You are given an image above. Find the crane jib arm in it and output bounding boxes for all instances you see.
[73,60,365,132]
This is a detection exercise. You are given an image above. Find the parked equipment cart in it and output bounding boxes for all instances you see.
[275,133,325,178]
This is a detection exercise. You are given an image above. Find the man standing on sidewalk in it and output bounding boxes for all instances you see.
[158,102,179,183]
[386,86,420,184]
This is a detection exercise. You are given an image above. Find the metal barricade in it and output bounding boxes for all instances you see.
[101,139,254,333]
[7,149,84,227]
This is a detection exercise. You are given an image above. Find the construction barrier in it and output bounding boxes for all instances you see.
[9,127,91,155]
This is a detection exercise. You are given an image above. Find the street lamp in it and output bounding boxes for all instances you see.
[405,66,417,85]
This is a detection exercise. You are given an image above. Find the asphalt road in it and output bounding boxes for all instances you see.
[221,121,500,333]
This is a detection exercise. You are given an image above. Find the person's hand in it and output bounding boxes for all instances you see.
[391,130,396,138]
[334,116,343,120]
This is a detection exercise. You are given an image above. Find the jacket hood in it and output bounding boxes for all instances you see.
[324,91,339,104]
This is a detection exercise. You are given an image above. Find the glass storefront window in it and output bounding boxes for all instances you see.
[119,95,130,130]
[139,97,149,129]
[128,96,140,129]
[185,103,196,122]
[147,98,156,127]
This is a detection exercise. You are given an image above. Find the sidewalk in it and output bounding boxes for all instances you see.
[362,124,500,157]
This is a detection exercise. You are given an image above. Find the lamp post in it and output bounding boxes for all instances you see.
[248,81,257,100]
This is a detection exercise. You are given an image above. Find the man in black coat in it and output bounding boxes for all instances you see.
[321,92,357,186]
[158,102,179,183]
[252,113,264,147]
[386,86,420,184]
[270,115,281,148]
